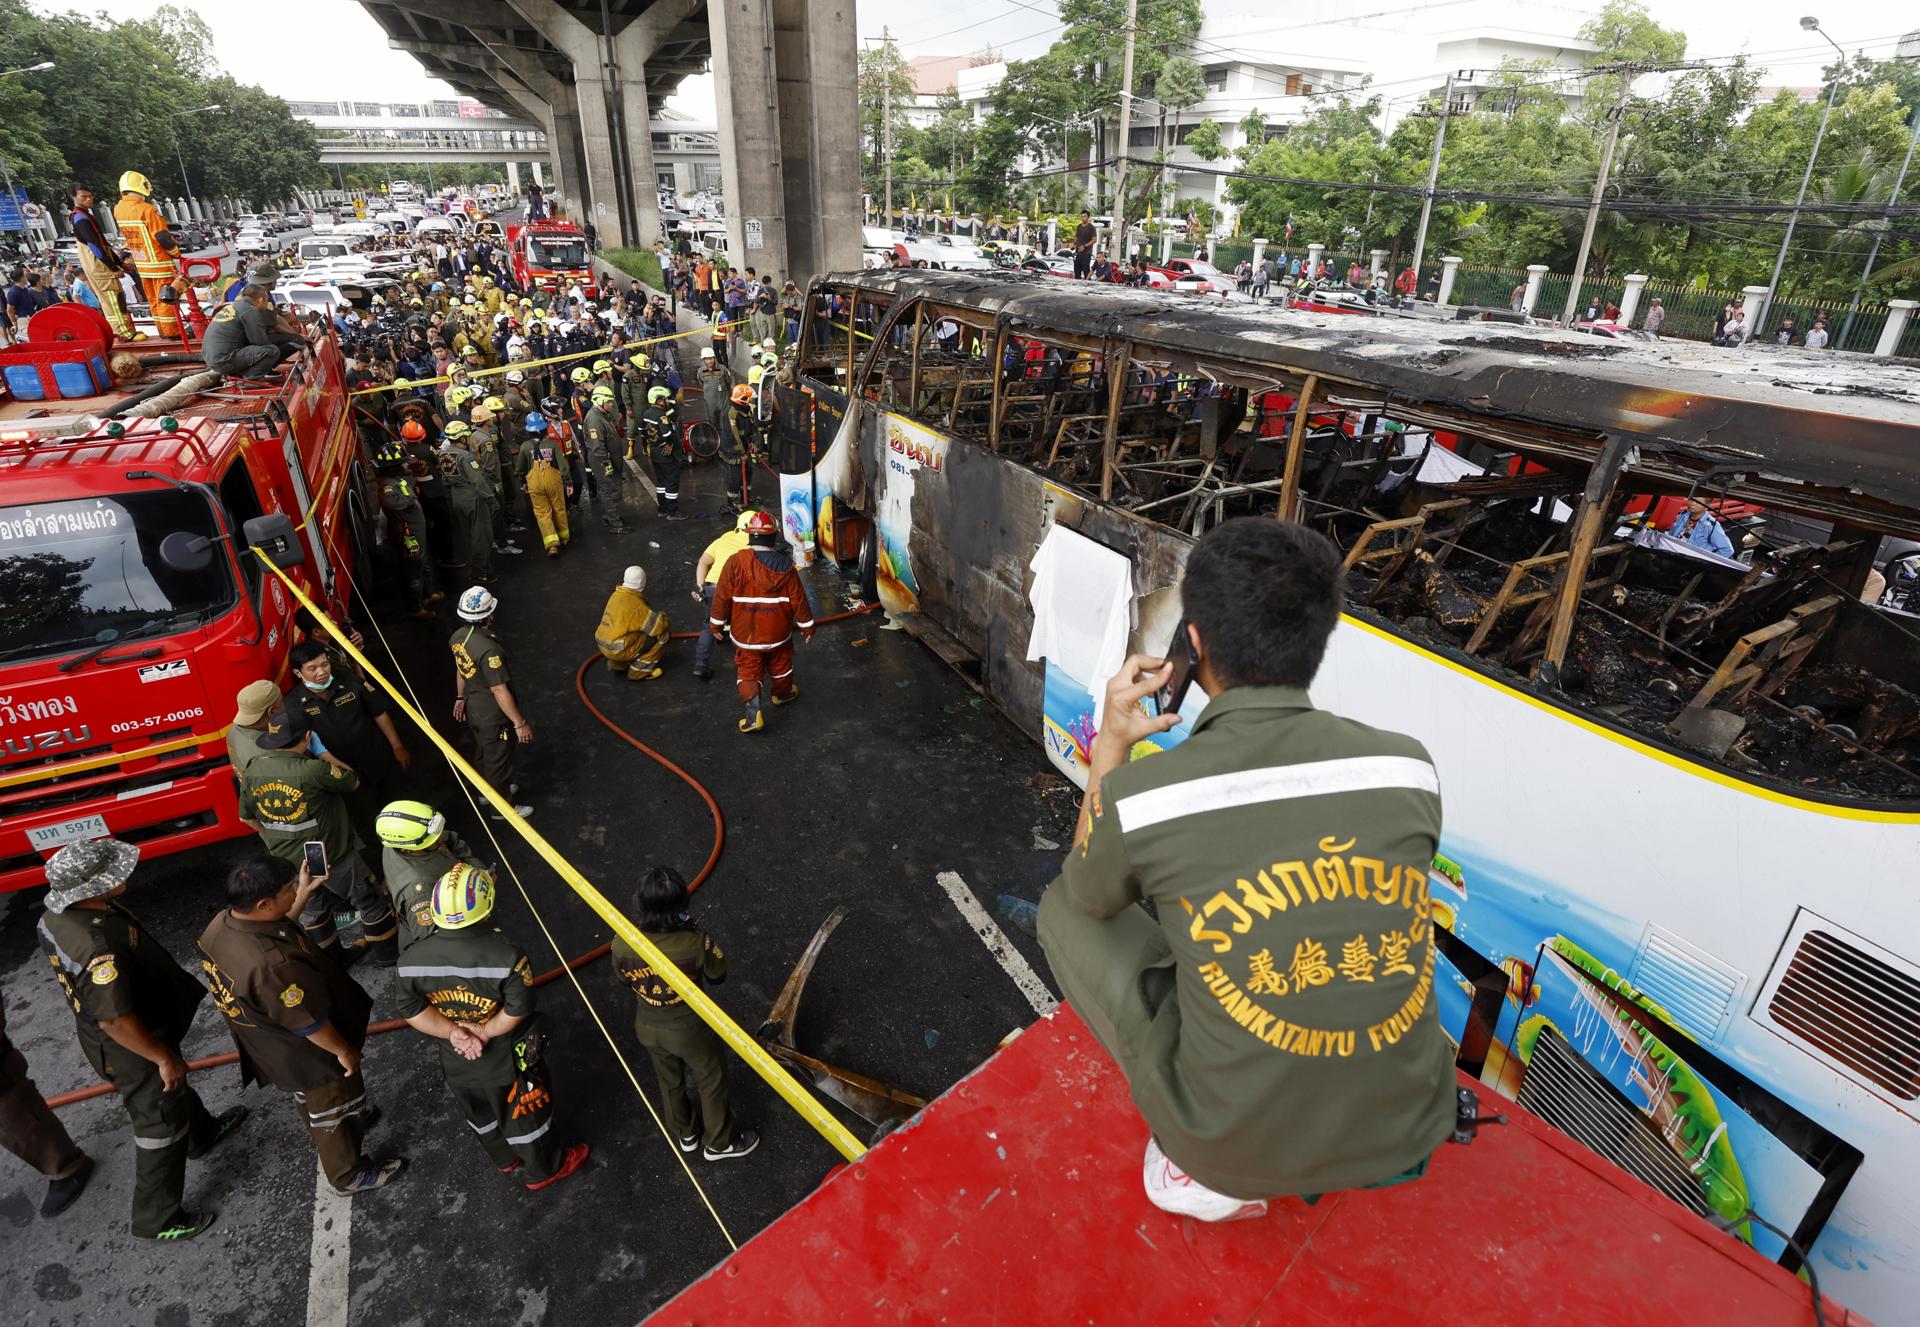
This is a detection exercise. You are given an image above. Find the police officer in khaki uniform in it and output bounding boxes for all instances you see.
[449,587,534,820]
[374,800,482,952]
[395,866,590,1190]
[198,855,406,1195]
[237,719,397,960]
[36,838,247,1240]
[1037,518,1454,1223]
[612,866,758,1161]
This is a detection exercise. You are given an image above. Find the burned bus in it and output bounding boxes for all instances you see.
[773,269,1920,1322]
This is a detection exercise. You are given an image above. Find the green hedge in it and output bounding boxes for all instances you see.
[602,247,664,291]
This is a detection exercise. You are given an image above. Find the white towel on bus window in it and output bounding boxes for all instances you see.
[1026,524,1134,729]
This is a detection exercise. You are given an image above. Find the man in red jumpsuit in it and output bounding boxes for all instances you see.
[709,509,814,733]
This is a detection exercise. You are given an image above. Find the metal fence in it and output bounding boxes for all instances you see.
[1192,247,1920,357]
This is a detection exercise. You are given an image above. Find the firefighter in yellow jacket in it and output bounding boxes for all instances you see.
[596,566,669,680]
[111,172,183,339]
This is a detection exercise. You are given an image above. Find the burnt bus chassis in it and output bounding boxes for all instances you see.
[792,270,1920,810]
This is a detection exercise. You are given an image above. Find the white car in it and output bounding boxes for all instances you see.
[234,230,280,255]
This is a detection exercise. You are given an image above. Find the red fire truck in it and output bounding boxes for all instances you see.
[0,314,369,891]
[507,219,599,300]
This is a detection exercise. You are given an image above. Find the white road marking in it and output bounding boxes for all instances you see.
[306,1160,352,1327]
[935,871,1059,1017]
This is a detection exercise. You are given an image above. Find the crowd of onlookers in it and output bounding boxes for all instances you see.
[2,257,104,344]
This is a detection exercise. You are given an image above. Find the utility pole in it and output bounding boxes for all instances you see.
[1838,107,1920,350]
[882,25,894,228]
[1761,20,1846,334]
[1110,0,1139,259]
[1561,67,1635,325]
[1408,72,1456,298]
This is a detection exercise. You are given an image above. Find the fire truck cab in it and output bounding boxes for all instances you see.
[0,336,368,891]
[507,220,598,300]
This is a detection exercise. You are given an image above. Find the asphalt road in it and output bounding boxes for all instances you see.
[0,452,1080,1325]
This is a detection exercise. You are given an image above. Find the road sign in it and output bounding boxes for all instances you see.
[745,217,764,251]
[0,189,28,234]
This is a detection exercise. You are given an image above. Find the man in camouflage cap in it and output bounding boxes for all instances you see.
[37,838,247,1241]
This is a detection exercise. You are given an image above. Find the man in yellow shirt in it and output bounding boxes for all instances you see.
[688,510,754,682]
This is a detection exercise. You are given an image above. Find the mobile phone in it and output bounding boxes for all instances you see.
[302,841,329,879]
[1154,620,1197,715]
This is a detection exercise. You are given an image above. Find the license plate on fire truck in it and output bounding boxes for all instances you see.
[26,814,109,852]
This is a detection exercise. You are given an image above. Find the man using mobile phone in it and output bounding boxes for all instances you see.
[237,719,397,963]
[198,856,407,1196]
[1037,518,1453,1224]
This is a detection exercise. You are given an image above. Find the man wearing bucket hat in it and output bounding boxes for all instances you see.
[37,838,248,1241]
[226,678,285,781]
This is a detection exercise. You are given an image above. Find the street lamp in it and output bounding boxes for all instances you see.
[1758,18,1844,334]
[169,104,223,221]
[0,62,55,250]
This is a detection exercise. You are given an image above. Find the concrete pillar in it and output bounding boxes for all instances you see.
[1876,299,1918,357]
[506,160,519,191]
[1160,231,1173,264]
[1251,238,1268,272]
[1437,255,1463,308]
[1306,241,1325,278]
[1016,219,1027,247]
[1370,248,1387,276]
[507,0,662,248]
[702,0,859,278]
[1046,219,1057,254]
[1205,237,1216,263]
[532,160,545,188]
[1740,285,1768,342]
[1522,263,1549,316]
[1618,274,1648,327]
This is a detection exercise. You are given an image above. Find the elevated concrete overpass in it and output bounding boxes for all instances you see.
[358,0,858,278]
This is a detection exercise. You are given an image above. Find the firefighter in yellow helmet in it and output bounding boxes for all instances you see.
[393,864,590,1190]
[112,171,185,339]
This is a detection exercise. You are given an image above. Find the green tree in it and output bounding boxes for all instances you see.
[181,78,324,206]
[1186,118,1224,162]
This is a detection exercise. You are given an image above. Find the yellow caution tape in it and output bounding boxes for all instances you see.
[349,316,758,397]
[250,550,868,1163]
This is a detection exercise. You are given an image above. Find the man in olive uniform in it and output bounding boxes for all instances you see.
[613,865,758,1161]
[395,865,590,1190]
[237,719,397,961]
[641,385,684,521]
[199,855,406,1195]
[36,838,247,1240]
[439,424,498,583]
[285,640,414,868]
[374,800,482,952]
[1037,518,1454,1223]
[449,587,534,820]
[579,385,627,533]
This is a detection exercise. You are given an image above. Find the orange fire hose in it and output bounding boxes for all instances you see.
[46,602,877,1110]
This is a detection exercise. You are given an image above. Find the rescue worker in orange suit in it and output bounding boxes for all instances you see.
[112,171,184,339]
[709,509,814,733]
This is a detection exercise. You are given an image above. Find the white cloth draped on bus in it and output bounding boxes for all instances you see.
[1026,524,1134,728]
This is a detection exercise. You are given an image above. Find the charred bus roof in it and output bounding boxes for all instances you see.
[822,269,1920,533]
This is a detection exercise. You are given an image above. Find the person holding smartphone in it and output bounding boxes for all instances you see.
[1036,518,1453,1225]
[198,855,407,1196]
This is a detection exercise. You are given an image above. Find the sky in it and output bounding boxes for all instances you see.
[61,0,1920,116]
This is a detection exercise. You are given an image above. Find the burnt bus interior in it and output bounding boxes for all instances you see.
[797,272,1920,808]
